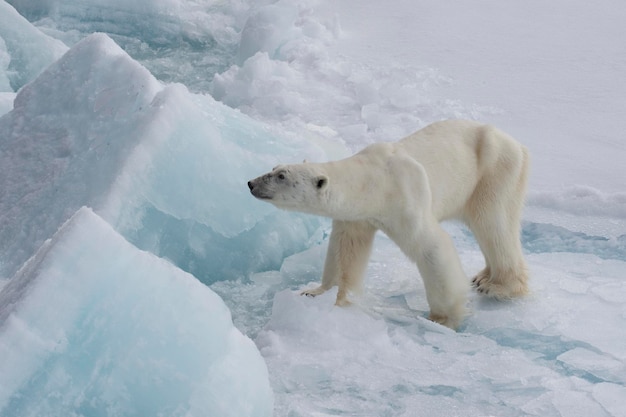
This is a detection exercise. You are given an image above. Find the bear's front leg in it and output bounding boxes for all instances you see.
[383,154,469,329]
[301,220,376,306]
[300,220,342,299]
[415,222,469,330]
[387,217,468,329]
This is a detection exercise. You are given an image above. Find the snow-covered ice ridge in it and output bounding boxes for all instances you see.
[2,0,626,416]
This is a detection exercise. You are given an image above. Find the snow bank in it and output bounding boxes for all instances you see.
[0,207,272,416]
[528,186,626,220]
[0,32,327,283]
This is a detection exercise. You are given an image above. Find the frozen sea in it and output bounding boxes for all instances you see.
[1,0,625,416]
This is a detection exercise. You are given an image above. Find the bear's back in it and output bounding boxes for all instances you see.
[397,120,486,220]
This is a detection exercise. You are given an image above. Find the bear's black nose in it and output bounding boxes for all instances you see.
[247,181,254,190]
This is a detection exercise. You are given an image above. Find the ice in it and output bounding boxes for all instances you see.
[0,32,162,280]
[8,0,251,92]
[0,92,14,116]
[0,31,327,283]
[557,348,625,384]
[520,222,626,260]
[593,383,626,417]
[0,0,67,92]
[0,207,272,416]
[0,39,9,92]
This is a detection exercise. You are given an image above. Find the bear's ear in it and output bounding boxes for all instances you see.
[314,175,328,190]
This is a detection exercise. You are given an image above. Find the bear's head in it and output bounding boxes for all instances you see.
[248,164,329,214]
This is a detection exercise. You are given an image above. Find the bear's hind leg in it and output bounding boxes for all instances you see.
[301,220,376,306]
[468,147,529,299]
[469,208,528,298]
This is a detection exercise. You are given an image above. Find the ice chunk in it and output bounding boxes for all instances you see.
[0,0,67,91]
[0,92,14,116]
[0,32,161,280]
[0,207,272,416]
[592,383,626,417]
[0,32,326,283]
[557,347,626,384]
[0,37,10,92]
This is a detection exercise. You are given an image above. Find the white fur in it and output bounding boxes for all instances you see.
[248,119,529,330]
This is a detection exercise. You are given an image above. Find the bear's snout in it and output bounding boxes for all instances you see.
[248,177,272,200]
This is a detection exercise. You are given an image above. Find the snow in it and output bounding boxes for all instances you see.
[1,0,625,416]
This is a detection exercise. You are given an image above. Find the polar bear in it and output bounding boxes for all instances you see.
[248,119,529,329]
